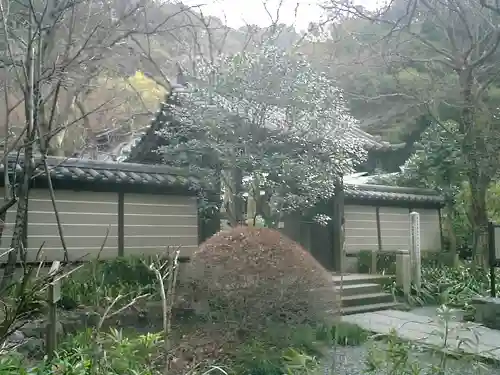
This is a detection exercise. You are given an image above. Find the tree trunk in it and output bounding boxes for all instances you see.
[0,176,13,258]
[225,167,244,227]
[47,144,65,157]
[232,167,244,225]
[443,199,458,263]
[458,67,490,268]
[469,176,489,268]
[1,20,36,290]
[256,191,274,228]
[0,146,33,290]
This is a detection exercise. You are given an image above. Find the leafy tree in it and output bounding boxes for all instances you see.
[324,0,500,266]
[379,120,500,259]
[93,70,168,130]
[303,17,430,144]
[397,122,464,193]
[0,0,206,287]
[382,122,466,255]
[156,40,366,227]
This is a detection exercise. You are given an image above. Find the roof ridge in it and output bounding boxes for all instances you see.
[345,182,440,196]
[0,154,204,192]
[345,183,444,205]
[2,154,194,176]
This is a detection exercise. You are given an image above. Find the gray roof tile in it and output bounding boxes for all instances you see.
[345,183,444,205]
[0,155,202,192]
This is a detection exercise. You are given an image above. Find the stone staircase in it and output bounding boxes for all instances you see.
[332,274,403,315]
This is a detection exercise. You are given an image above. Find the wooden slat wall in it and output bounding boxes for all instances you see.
[344,206,441,254]
[0,189,199,263]
[413,208,441,252]
[379,207,410,251]
[0,189,118,262]
[123,194,198,258]
[344,204,378,253]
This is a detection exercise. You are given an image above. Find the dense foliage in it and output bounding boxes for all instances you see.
[315,0,500,265]
[156,42,366,226]
[383,259,494,318]
[372,122,468,253]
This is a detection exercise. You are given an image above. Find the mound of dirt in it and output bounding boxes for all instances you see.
[186,226,338,330]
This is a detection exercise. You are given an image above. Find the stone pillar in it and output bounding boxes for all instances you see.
[409,211,422,292]
[396,250,411,296]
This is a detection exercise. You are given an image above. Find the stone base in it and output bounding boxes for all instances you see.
[472,296,500,329]
[342,256,359,273]
[395,252,411,296]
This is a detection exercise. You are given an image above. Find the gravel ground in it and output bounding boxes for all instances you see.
[321,343,500,375]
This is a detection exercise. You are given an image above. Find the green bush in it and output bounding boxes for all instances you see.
[357,250,396,275]
[0,329,163,375]
[1,328,232,375]
[282,348,318,375]
[60,256,160,309]
[331,322,370,346]
[232,340,284,375]
[451,181,500,256]
[364,326,483,375]
[421,262,488,315]
[421,251,456,267]
[358,250,456,276]
[0,354,24,375]
[230,324,327,375]
[387,261,491,317]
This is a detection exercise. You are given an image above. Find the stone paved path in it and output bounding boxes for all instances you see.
[341,309,500,361]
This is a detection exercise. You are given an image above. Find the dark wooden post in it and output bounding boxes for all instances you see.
[489,221,496,297]
[376,207,382,251]
[198,191,221,244]
[331,178,344,272]
[118,192,124,257]
[438,207,445,251]
[374,207,383,274]
[232,167,244,226]
[46,261,61,360]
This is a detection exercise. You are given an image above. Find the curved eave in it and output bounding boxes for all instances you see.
[125,82,188,163]
[350,128,405,152]
[0,155,205,194]
[345,183,444,207]
[364,142,406,152]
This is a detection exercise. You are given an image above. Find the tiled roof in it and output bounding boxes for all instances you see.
[0,155,202,192]
[350,127,405,151]
[345,183,444,205]
[1,156,442,204]
[125,83,404,163]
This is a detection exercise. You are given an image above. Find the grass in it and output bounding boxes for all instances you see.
[375,259,493,323]
[331,321,370,346]
[59,256,160,309]
[364,332,489,375]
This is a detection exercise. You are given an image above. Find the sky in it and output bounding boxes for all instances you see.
[183,0,378,32]
[183,0,330,32]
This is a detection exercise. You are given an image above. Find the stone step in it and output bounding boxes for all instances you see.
[341,292,394,308]
[332,273,394,286]
[337,283,383,297]
[340,302,404,315]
